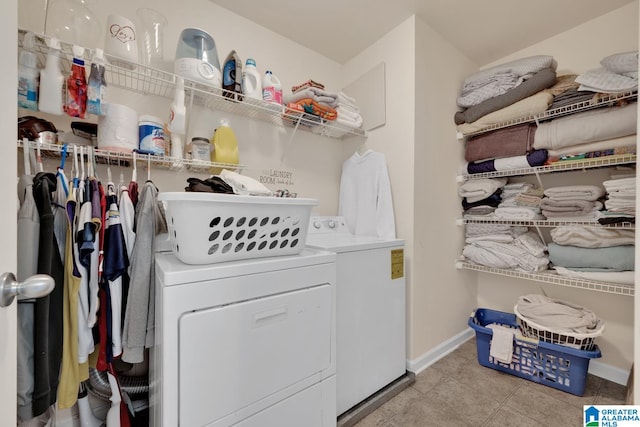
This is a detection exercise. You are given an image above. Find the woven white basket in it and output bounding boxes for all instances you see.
[514,305,605,351]
[158,192,317,265]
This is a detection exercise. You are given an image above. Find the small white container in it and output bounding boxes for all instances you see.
[242,58,262,101]
[189,137,211,162]
[138,115,165,155]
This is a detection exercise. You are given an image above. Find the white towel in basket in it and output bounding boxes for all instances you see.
[219,169,272,196]
[487,324,514,364]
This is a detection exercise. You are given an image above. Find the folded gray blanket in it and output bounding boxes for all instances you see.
[516,294,602,334]
[455,68,557,125]
[547,242,635,271]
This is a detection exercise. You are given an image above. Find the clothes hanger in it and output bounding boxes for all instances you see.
[22,138,31,176]
[147,153,151,182]
[80,145,86,180]
[73,144,79,189]
[57,144,69,197]
[131,151,137,183]
[35,138,44,173]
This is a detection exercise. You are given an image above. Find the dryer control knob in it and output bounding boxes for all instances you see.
[328,220,336,229]
[313,221,321,229]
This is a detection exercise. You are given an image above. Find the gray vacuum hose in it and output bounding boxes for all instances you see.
[86,367,149,401]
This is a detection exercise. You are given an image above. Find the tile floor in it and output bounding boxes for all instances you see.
[354,338,628,426]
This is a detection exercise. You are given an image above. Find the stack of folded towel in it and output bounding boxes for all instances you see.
[312,91,364,137]
[539,185,605,220]
[462,225,549,272]
[576,51,638,94]
[284,85,338,121]
[549,225,635,285]
[603,177,636,216]
[459,177,507,216]
[493,182,545,220]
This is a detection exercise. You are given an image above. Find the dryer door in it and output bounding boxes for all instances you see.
[178,284,332,426]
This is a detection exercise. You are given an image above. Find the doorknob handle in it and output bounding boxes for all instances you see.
[0,272,54,307]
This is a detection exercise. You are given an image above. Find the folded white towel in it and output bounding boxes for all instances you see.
[459,178,508,203]
[219,169,273,196]
[487,324,514,364]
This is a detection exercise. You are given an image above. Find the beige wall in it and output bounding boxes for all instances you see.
[412,17,479,359]
[340,18,417,358]
[476,2,638,373]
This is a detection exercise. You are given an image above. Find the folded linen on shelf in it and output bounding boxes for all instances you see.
[546,134,637,158]
[454,67,557,125]
[554,266,635,286]
[540,199,603,217]
[543,185,606,201]
[465,222,527,237]
[463,149,548,175]
[533,102,637,151]
[550,225,635,248]
[463,238,549,272]
[464,123,537,163]
[462,190,503,210]
[547,242,635,271]
[458,177,508,203]
[456,91,553,136]
[457,55,556,108]
[285,99,338,121]
[291,79,325,93]
[487,324,514,364]
[493,207,544,221]
[516,294,603,334]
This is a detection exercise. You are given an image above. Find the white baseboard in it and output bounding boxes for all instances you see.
[589,360,630,386]
[407,328,475,374]
[407,328,631,386]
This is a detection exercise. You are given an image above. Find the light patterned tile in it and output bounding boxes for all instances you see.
[411,365,446,394]
[504,382,584,426]
[455,359,522,403]
[483,405,543,427]
[596,379,628,405]
[429,377,501,424]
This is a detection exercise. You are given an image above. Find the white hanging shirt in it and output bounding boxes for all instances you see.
[339,149,396,239]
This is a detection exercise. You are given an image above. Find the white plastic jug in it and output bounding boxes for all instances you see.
[262,70,282,105]
[242,58,262,101]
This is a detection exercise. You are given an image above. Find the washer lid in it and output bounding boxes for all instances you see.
[306,233,404,252]
[155,247,335,286]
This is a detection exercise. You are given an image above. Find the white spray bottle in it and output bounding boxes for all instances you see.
[39,37,65,115]
[168,76,186,164]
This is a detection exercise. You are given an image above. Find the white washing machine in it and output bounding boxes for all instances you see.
[151,243,337,427]
[305,216,407,417]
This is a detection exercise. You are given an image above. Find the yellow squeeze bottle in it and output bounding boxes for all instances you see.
[210,118,239,174]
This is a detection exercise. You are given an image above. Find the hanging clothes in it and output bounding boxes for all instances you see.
[103,193,128,359]
[122,181,164,363]
[338,149,397,239]
[57,179,86,409]
[16,173,39,421]
[32,172,65,416]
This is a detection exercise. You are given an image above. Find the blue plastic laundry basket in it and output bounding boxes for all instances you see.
[468,308,602,396]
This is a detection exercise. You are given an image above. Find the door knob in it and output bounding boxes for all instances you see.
[0,272,54,307]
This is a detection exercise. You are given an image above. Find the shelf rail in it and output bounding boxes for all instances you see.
[456,261,635,297]
[18,29,367,139]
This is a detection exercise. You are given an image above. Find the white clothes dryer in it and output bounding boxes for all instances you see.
[305,216,409,418]
[151,244,337,427]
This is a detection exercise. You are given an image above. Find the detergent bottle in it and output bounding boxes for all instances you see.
[210,118,239,175]
[262,70,282,105]
[242,58,262,101]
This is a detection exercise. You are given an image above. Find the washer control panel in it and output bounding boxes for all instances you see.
[308,216,350,234]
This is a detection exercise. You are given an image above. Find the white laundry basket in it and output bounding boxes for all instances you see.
[158,192,318,265]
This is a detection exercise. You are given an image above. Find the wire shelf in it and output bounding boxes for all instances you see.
[456,261,635,297]
[457,154,637,181]
[458,218,635,229]
[18,139,245,173]
[18,29,367,139]
[457,91,638,139]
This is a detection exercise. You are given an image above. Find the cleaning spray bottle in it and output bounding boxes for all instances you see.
[210,118,239,175]
[65,45,88,118]
[18,31,39,111]
[168,76,186,164]
[38,37,65,115]
[86,48,107,116]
